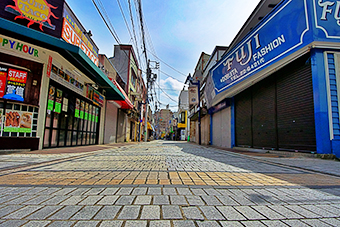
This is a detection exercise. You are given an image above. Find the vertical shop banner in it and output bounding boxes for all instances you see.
[75,98,80,118]
[48,85,55,111]
[54,89,62,113]
[4,110,32,133]
[46,56,53,78]
[84,103,89,120]
[80,100,84,119]
[0,109,3,133]
[3,68,27,102]
[0,67,7,98]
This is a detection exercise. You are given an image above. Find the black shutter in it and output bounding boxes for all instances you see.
[252,76,277,149]
[235,88,252,147]
[276,62,316,151]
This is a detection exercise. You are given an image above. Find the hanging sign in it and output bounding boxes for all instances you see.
[188,86,198,106]
[0,67,7,98]
[3,68,27,102]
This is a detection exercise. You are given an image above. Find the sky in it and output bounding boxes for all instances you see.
[66,0,261,112]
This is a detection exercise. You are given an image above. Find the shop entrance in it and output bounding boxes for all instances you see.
[43,81,100,148]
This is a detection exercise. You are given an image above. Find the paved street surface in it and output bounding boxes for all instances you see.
[0,141,340,226]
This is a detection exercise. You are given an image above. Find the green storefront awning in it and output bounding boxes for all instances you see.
[0,17,125,101]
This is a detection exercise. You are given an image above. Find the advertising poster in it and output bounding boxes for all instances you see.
[88,105,92,122]
[75,98,80,118]
[0,109,3,131]
[92,106,96,122]
[0,67,7,98]
[95,108,99,123]
[4,110,32,133]
[84,103,89,120]
[3,68,27,102]
[47,85,55,111]
[80,100,84,119]
[55,89,62,113]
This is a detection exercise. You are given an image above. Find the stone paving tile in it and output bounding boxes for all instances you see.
[93,205,121,220]
[153,195,170,205]
[0,220,28,227]
[115,195,135,205]
[163,188,177,195]
[22,187,48,195]
[44,220,76,227]
[301,218,333,227]
[99,220,123,227]
[284,205,322,218]
[251,205,286,220]
[83,188,105,195]
[216,206,247,221]
[4,195,38,205]
[124,220,147,227]
[50,188,76,196]
[2,205,42,219]
[267,205,304,219]
[191,188,207,196]
[186,195,205,206]
[170,195,187,205]
[230,196,256,206]
[149,220,171,227]
[100,188,119,195]
[131,188,148,195]
[67,188,91,196]
[60,196,84,205]
[117,205,141,219]
[21,220,51,227]
[97,195,119,205]
[260,220,289,227]
[134,196,152,205]
[176,188,192,195]
[25,205,62,219]
[216,195,239,206]
[201,195,222,206]
[71,206,102,220]
[40,196,69,205]
[199,206,225,220]
[116,187,133,195]
[182,206,204,220]
[172,220,196,227]
[162,205,182,219]
[320,218,340,226]
[234,206,267,220]
[0,195,21,204]
[241,220,268,227]
[0,205,23,218]
[282,219,311,226]
[78,195,103,205]
[48,206,83,220]
[147,187,162,195]
[73,220,101,227]
[196,220,221,227]
[220,221,244,227]
[140,205,160,219]
[22,196,54,205]
[300,204,338,218]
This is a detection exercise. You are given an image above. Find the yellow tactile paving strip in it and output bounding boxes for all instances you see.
[0,171,296,187]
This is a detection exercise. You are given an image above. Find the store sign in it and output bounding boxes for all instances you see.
[4,0,59,31]
[3,68,27,102]
[188,86,198,106]
[211,0,310,95]
[61,16,99,66]
[0,36,39,58]
[4,110,32,133]
[313,0,340,39]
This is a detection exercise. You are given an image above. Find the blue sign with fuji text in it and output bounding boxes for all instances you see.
[313,0,340,39]
[211,0,311,95]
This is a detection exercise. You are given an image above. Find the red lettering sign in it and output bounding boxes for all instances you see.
[46,55,52,78]
[7,68,27,83]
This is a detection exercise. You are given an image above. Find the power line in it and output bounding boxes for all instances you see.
[92,0,121,44]
[155,82,177,103]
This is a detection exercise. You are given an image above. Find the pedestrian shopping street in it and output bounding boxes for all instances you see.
[0,141,340,226]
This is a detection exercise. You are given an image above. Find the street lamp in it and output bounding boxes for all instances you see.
[185,74,201,145]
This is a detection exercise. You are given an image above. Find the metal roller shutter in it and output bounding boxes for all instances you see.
[235,88,252,147]
[252,76,277,149]
[276,61,316,151]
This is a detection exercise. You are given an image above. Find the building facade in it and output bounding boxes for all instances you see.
[204,0,340,158]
